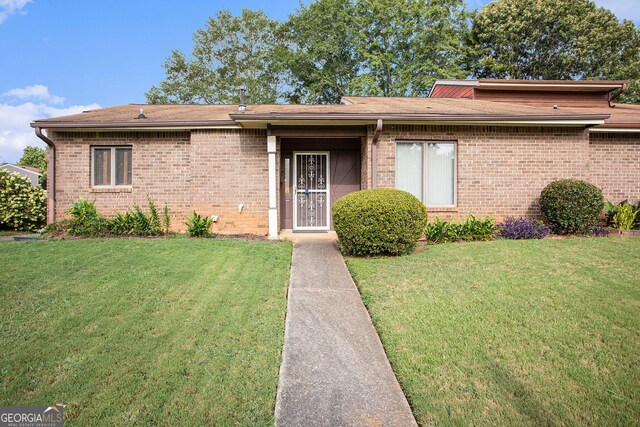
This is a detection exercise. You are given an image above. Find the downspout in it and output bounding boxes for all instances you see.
[371,119,383,189]
[34,127,55,222]
[608,82,628,107]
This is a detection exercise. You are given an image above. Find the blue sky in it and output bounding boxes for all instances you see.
[0,0,638,162]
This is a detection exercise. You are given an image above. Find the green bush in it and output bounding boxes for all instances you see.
[60,196,168,237]
[0,169,47,231]
[540,179,604,235]
[611,201,639,230]
[65,198,111,237]
[185,212,215,238]
[425,215,496,244]
[332,189,427,256]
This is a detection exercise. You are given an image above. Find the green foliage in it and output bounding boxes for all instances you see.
[65,199,111,237]
[466,0,640,103]
[611,201,639,230]
[146,9,283,104]
[0,169,47,231]
[148,195,161,232]
[332,189,428,256]
[425,214,496,244]
[278,0,361,103]
[185,212,215,238]
[18,146,48,188]
[540,179,604,235]
[162,203,171,235]
[61,197,168,237]
[349,0,472,98]
[18,146,47,171]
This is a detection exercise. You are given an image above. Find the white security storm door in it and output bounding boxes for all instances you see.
[293,152,330,231]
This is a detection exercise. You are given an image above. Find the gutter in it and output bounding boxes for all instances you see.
[371,119,383,189]
[608,82,628,107]
[34,127,55,223]
[29,120,239,129]
[230,112,610,123]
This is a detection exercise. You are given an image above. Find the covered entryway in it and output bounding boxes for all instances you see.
[281,137,362,231]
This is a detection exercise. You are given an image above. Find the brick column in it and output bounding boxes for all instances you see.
[267,135,278,238]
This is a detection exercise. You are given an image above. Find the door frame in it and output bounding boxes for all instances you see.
[293,151,331,231]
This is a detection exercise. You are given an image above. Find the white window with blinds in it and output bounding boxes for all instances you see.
[396,141,456,207]
[92,146,132,187]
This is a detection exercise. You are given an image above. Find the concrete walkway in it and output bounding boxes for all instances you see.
[275,233,417,427]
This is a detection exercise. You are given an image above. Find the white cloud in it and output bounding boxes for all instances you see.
[3,84,65,104]
[593,0,640,22]
[0,0,31,24]
[0,100,100,164]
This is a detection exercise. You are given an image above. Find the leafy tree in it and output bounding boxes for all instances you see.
[281,0,473,102]
[279,0,361,104]
[146,9,283,104]
[18,146,47,188]
[467,0,640,102]
[351,0,472,97]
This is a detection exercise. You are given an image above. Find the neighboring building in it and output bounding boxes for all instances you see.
[31,80,640,238]
[0,163,42,187]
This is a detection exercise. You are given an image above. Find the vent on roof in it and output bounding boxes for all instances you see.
[137,108,146,119]
[238,87,246,113]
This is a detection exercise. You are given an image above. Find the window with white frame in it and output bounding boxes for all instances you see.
[92,146,132,187]
[396,141,456,206]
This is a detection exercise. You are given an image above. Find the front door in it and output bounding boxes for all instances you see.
[294,152,330,231]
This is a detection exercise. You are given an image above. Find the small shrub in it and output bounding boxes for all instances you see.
[605,200,639,230]
[540,179,604,235]
[425,215,496,244]
[185,212,215,238]
[498,217,550,240]
[65,199,111,237]
[61,197,169,237]
[333,189,427,256]
[148,195,161,233]
[162,203,171,234]
[0,169,47,231]
[635,201,640,230]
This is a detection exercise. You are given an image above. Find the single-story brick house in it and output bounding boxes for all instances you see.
[31,79,640,238]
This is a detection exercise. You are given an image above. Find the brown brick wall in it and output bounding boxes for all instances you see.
[589,133,640,203]
[190,129,270,234]
[51,131,192,228]
[50,129,271,234]
[49,126,639,234]
[369,125,592,220]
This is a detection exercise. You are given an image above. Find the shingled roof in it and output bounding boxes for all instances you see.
[31,97,623,129]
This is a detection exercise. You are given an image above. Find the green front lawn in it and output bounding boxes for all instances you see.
[0,238,292,425]
[346,238,640,426]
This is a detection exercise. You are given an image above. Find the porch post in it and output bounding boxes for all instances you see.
[267,135,278,239]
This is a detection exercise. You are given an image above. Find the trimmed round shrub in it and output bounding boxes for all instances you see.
[332,189,427,256]
[539,179,604,235]
[0,169,46,231]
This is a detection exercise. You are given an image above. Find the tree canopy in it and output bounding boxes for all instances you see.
[466,0,640,102]
[18,146,47,188]
[146,9,283,104]
[146,0,640,105]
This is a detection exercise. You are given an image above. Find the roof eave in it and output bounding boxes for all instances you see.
[30,120,240,130]
[230,113,609,126]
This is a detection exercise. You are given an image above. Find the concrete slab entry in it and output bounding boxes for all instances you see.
[275,237,417,427]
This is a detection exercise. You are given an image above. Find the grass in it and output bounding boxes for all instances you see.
[0,238,292,425]
[346,238,640,426]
